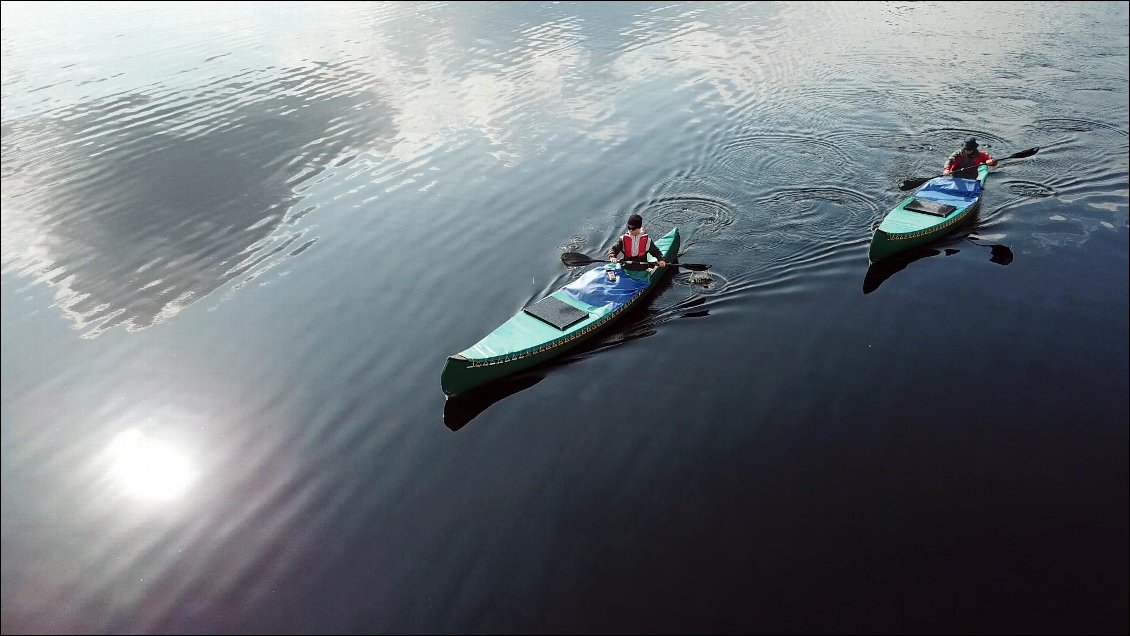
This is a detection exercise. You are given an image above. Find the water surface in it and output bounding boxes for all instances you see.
[3,2,1127,633]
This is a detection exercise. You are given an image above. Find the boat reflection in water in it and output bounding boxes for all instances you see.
[863,247,944,294]
[443,372,547,432]
[442,272,718,431]
[863,237,1013,295]
[442,274,691,431]
[442,311,659,432]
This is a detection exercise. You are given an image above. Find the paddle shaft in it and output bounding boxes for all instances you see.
[899,146,1039,191]
[561,253,709,271]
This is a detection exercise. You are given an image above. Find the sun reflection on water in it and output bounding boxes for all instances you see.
[107,429,195,502]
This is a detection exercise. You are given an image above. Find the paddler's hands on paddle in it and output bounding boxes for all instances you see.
[562,251,709,271]
[606,252,665,269]
[607,255,667,268]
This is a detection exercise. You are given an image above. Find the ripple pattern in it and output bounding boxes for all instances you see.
[2,2,1127,635]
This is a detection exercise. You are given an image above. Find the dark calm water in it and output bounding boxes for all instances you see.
[3,2,1127,633]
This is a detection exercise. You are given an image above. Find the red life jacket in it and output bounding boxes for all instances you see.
[622,232,650,259]
[944,149,994,174]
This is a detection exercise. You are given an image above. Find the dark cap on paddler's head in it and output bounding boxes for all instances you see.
[627,213,643,230]
[964,137,979,151]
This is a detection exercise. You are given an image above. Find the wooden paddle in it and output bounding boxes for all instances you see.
[898,146,1040,191]
[560,252,710,271]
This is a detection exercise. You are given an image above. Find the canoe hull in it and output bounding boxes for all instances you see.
[441,229,680,396]
[869,165,989,263]
[869,202,981,261]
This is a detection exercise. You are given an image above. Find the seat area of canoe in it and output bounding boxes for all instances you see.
[914,176,983,207]
[881,175,984,234]
[560,266,650,312]
[461,267,651,360]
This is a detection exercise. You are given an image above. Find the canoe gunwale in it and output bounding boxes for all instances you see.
[441,228,680,396]
[877,199,981,242]
[454,283,655,369]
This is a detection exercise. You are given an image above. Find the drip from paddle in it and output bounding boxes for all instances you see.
[898,146,1040,191]
[560,251,710,271]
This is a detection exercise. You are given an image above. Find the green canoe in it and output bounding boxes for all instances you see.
[441,228,680,396]
[869,164,989,262]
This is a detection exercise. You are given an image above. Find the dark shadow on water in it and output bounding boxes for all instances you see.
[863,248,943,294]
[864,236,1014,294]
[443,273,688,431]
[444,372,547,432]
[444,309,661,432]
[990,245,1014,266]
[972,241,1015,266]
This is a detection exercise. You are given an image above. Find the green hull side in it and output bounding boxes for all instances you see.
[441,229,680,396]
[869,165,988,263]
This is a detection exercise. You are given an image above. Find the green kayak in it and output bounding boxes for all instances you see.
[869,164,989,262]
[441,228,680,396]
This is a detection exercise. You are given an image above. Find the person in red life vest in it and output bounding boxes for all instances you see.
[607,213,666,270]
[942,137,997,178]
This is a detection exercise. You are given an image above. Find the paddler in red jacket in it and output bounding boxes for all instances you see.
[942,137,998,178]
[608,213,666,270]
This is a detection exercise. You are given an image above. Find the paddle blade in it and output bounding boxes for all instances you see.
[1004,146,1039,160]
[674,262,710,271]
[561,252,600,266]
[898,176,932,191]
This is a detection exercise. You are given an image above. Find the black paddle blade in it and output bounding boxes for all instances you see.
[674,262,710,271]
[1005,146,1039,160]
[561,252,600,266]
[898,176,931,191]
